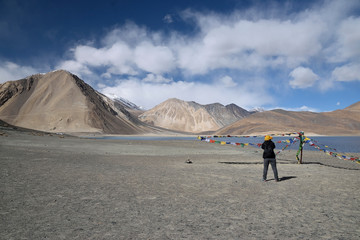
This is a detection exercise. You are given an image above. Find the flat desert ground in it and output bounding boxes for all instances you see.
[1,127,359,239]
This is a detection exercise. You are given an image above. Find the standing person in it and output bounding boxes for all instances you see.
[261,135,279,182]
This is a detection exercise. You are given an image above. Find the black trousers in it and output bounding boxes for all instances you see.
[263,158,279,181]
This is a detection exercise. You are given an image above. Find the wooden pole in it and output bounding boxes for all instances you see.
[297,131,304,164]
[300,131,304,164]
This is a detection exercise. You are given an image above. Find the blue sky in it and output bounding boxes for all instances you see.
[0,0,359,111]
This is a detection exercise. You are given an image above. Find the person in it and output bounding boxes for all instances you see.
[261,135,279,182]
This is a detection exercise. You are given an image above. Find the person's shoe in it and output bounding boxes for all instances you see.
[262,179,267,182]
[275,179,280,182]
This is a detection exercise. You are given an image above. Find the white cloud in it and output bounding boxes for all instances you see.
[72,43,137,77]
[318,78,336,92]
[100,78,271,110]
[56,60,92,77]
[143,73,172,83]
[206,19,322,58]
[0,61,38,83]
[134,42,175,74]
[57,4,330,77]
[174,8,327,74]
[332,63,360,82]
[328,17,360,62]
[55,1,360,81]
[289,67,319,89]
[219,76,237,87]
[47,0,360,109]
[101,22,149,47]
[337,17,360,60]
[57,23,175,77]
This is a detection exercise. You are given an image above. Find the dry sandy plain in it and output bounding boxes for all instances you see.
[1,126,359,240]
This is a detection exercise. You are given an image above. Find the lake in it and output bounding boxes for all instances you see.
[90,135,360,153]
[199,136,360,153]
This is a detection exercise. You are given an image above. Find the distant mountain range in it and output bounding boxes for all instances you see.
[0,70,359,135]
[138,98,251,133]
[217,102,360,135]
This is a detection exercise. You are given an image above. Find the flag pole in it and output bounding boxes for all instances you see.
[296,131,304,164]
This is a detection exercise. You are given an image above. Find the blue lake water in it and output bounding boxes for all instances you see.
[90,135,360,153]
[200,136,360,153]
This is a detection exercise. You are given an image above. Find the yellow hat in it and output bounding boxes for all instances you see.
[264,135,272,141]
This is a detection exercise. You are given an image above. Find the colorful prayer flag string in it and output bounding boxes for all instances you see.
[198,133,359,164]
[303,137,360,164]
[198,135,299,156]
[201,132,300,139]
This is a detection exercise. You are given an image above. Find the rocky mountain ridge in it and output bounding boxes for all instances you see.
[0,70,157,134]
[138,98,250,133]
[216,101,360,135]
[1,70,359,135]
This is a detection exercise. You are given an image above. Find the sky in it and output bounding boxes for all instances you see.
[0,0,359,112]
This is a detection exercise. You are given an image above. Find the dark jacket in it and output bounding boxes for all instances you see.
[261,140,276,159]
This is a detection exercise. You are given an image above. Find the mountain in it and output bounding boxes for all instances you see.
[216,102,360,136]
[138,98,250,133]
[204,103,251,126]
[2,70,359,136]
[344,101,360,111]
[0,70,156,134]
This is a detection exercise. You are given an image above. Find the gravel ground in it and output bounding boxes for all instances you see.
[1,127,359,239]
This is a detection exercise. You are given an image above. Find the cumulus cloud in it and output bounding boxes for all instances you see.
[57,26,175,78]
[174,17,324,74]
[143,73,172,83]
[289,67,319,89]
[101,22,149,47]
[1,0,359,114]
[327,17,360,62]
[56,1,359,79]
[134,42,175,74]
[318,78,336,92]
[0,61,38,83]
[43,0,360,108]
[100,78,271,110]
[61,43,137,77]
[332,63,360,82]
[219,76,237,87]
[56,60,92,77]
[57,3,332,78]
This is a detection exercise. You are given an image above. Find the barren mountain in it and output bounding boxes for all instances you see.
[138,98,250,133]
[0,70,156,134]
[2,70,358,136]
[216,102,360,136]
[204,103,251,126]
[344,101,360,111]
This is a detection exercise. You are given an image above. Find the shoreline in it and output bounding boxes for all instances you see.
[76,132,360,138]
